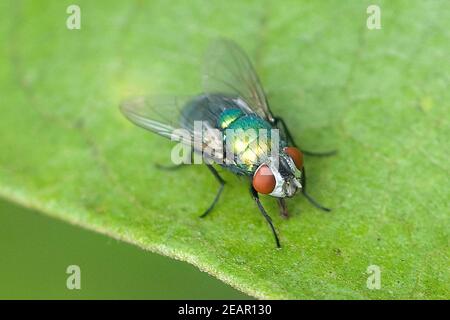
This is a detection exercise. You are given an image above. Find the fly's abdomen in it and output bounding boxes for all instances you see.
[217,108,244,129]
[180,94,240,131]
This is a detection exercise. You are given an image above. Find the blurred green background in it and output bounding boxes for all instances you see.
[0,198,248,299]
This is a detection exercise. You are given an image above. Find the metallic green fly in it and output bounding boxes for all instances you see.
[120,39,335,248]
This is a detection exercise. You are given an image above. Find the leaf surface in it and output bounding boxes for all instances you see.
[0,0,448,299]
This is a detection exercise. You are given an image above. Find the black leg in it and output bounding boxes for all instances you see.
[302,149,337,157]
[301,167,331,212]
[274,116,337,156]
[155,163,186,170]
[274,116,298,148]
[277,198,289,219]
[250,187,281,248]
[199,165,226,218]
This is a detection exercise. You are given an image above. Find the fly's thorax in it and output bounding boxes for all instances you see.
[220,112,279,174]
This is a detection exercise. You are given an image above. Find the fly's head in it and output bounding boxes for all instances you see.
[252,147,304,198]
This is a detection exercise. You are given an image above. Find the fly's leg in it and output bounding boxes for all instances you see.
[301,167,331,212]
[199,165,226,218]
[273,116,297,147]
[274,116,332,211]
[155,163,186,170]
[250,187,281,248]
[155,148,193,170]
[277,198,289,219]
[302,149,337,157]
[274,116,337,156]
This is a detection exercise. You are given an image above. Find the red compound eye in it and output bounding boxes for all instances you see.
[252,165,276,194]
[284,146,303,169]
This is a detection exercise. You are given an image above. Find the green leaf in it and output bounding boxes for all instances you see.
[1,0,448,299]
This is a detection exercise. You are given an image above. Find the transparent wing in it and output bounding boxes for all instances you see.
[203,38,275,122]
[120,96,184,140]
[120,95,224,163]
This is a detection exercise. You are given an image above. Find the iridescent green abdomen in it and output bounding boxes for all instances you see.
[217,108,244,129]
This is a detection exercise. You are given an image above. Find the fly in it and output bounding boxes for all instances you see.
[120,39,335,248]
